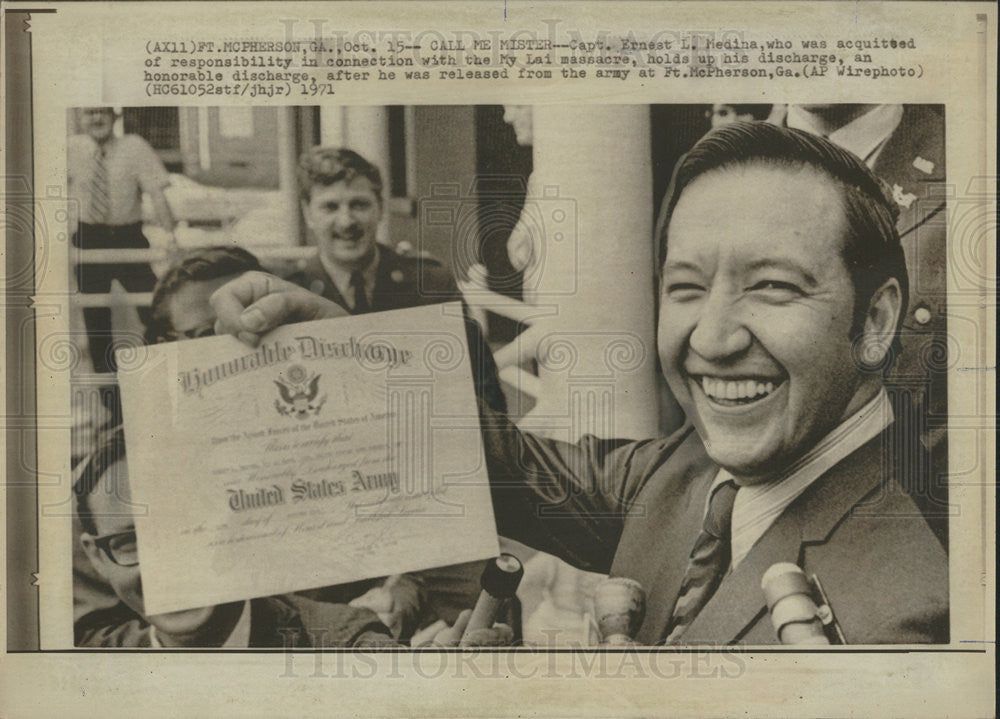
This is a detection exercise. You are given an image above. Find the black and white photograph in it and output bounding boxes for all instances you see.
[63,102,951,649]
[3,2,995,717]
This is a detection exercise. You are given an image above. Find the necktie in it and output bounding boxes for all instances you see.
[663,479,739,644]
[89,145,111,224]
[350,271,370,313]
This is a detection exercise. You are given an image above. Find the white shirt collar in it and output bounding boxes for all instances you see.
[710,387,894,569]
[319,244,379,310]
[148,601,252,648]
[80,134,118,157]
[787,105,903,167]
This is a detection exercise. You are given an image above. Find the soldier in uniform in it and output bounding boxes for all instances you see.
[285,146,513,638]
[286,146,506,411]
[785,105,948,547]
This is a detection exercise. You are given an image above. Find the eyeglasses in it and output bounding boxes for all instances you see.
[158,323,216,343]
[92,530,139,566]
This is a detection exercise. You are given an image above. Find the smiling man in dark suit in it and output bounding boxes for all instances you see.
[484,123,948,644]
[212,123,948,645]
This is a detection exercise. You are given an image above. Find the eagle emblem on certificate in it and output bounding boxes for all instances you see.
[274,364,327,419]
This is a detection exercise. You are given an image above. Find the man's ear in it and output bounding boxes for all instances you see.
[860,277,903,369]
[80,533,106,576]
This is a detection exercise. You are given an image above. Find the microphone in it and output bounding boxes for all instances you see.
[593,577,646,645]
[761,563,842,645]
[459,553,523,646]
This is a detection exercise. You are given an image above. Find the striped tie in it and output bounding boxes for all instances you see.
[663,479,738,644]
[88,145,111,223]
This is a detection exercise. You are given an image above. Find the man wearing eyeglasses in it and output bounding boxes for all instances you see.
[73,427,510,647]
[68,107,178,374]
[74,429,397,648]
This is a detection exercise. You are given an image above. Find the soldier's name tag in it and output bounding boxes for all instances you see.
[117,303,498,614]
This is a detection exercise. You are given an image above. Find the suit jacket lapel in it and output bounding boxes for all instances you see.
[680,431,889,644]
[680,505,803,644]
[632,455,718,646]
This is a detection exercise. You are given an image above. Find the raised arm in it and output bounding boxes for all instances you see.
[479,405,669,574]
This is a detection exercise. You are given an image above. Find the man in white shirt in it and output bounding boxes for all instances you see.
[210,122,948,645]
[68,107,178,374]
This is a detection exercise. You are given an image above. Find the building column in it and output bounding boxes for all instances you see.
[318,106,346,147]
[528,104,658,440]
[277,107,302,244]
[516,105,659,646]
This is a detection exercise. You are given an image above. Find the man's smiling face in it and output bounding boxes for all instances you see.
[658,163,868,481]
[78,107,115,143]
[303,176,382,271]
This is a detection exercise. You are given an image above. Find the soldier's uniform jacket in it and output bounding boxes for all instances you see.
[286,244,463,313]
[285,243,508,416]
[873,105,948,533]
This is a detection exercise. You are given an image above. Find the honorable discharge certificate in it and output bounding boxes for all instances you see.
[117,303,499,614]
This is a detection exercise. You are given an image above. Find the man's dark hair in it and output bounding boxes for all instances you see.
[296,146,383,203]
[656,121,908,368]
[74,427,127,536]
[145,246,263,344]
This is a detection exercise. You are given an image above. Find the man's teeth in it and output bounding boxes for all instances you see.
[700,377,775,400]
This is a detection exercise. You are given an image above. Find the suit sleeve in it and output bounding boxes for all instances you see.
[480,406,683,574]
[462,310,508,414]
